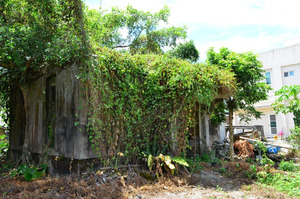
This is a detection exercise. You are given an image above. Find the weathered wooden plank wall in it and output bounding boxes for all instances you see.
[9,63,224,163]
[55,64,94,159]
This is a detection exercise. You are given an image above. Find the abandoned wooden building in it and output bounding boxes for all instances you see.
[8,52,234,174]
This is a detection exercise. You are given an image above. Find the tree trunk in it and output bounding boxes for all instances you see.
[228,102,234,162]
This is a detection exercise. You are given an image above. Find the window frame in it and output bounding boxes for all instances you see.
[284,70,295,77]
[269,115,277,135]
[265,72,271,85]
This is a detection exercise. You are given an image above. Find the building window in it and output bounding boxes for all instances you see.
[270,115,277,134]
[265,72,271,84]
[284,71,294,77]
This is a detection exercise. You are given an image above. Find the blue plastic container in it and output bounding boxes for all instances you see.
[267,146,281,154]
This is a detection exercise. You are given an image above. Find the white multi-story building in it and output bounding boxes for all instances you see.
[234,41,300,138]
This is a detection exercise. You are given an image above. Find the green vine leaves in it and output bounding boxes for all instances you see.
[84,48,235,166]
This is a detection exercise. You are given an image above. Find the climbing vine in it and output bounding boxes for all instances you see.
[1,1,236,167]
[0,0,90,126]
[84,48,235,166]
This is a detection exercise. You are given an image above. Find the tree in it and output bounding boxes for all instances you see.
[85,5,187,55]
[207,47,271,161]
[272,85,300,127]
[0,0,88,71]
[0,0,90,164]
[167,40,199,62]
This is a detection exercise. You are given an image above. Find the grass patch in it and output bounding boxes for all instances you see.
[257,169,300,197]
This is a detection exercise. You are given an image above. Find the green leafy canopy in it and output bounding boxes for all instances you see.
[272,85,300,127]
[85,5,188,55]
[207,47,271,122]
[86,48,235,164]
[0,1,236,166]
[206,47,271,161]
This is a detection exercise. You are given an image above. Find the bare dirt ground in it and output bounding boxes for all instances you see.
[0,162,294,199]
[132,162,292,199]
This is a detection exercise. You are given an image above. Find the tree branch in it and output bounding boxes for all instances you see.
[0,61,15,69]
[112,27,144,49]
[112,44,132,49]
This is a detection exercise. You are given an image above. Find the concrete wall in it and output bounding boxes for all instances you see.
[258,43,300,92]
[234,43,300,137]
[234,108,293,138]
[282,64,300,86]
[9,63,96,161]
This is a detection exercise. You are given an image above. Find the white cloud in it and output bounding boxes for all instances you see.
[90,0,300,29]
[169,0,300,28]
[88,0,169,12]
[197,32,295,61]
[85,0,300,59]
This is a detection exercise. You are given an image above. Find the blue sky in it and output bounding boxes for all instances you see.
[84,0,300,60]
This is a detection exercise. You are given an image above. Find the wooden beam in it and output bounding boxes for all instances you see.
[240,136,292,149]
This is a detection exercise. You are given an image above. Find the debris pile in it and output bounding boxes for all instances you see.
[213,140,230,159]
[234,140,255,158]
[0,169,149,199]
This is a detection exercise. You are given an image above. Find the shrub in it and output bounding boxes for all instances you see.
[10,164,47,181]
[200,153,211,162]
[256,171,268,182]
[246,164,257,179]
[219,167,226,174]
[146,154,189,177]
[287,127,300,150]
[257,171,300,197]
[279,160,296,172]
[260,154,274,168]
[186,155,203,173]
[0,135,8,159]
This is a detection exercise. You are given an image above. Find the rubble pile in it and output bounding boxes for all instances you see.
[212,140,230,159]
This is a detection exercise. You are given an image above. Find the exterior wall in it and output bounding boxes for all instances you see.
[282,64,300,86]
[9,64,226,164]
[259,43,300,92]
[9,63,96,161]
[234,43,300,137]
[22,77,45,153]
[234,108,293,138]
[54,64,93,159]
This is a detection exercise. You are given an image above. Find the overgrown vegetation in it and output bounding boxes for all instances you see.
[85,48,235,166]
[0,2,299,198]
[0,0,89,129]
[287,126,300,150]
[253,140,299,197]
[0,1,217,167]
[279,160,297,172]
[10,163,47,181]
[272,85,300,152]
[3,5,296,199]
[257,170,300,197]
[0,134,8,160]
[272,85,300,127]
[207,48,271,161]
[145,153,189,177]
[85,5,195,57]
[220,158,299,197]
